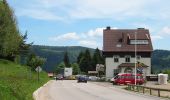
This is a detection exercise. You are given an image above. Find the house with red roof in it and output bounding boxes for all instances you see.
[102,27,153,79]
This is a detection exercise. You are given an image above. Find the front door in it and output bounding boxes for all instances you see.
[124,67,133,73]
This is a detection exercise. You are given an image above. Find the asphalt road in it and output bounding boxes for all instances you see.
[36,80,166,100]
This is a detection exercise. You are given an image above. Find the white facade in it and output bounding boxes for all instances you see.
[105,56,151,79]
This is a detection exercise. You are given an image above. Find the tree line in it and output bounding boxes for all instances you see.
[56,48,104,75]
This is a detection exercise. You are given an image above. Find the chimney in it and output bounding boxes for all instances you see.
[137,28,145,30]
[106,26,111,30]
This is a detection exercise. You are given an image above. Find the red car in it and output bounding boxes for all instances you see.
[111,73,144,85]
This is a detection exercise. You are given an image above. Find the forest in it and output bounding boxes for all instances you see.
[30,45,170,73]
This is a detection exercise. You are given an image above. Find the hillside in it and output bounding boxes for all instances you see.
[0,59,49,100]
[27,45,170,73]
[29,45,95,72]
[152,50,170,73]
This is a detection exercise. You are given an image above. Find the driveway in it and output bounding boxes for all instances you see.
[35,80,166,100]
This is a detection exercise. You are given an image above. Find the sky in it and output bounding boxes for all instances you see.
[7,0,170,50]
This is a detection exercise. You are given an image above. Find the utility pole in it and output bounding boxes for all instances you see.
[135,31,137,85]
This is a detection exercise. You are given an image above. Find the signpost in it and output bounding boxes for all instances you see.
[35,66,42,82]
[96,64,104,77]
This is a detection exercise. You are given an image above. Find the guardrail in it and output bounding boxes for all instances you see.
[127,84,170,97]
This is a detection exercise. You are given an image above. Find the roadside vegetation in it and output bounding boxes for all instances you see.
[163,69,170,82]
[0,59,49,100]
[55,48,105,75]
[0,1,49,100]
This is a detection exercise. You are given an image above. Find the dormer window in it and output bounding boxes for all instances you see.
[116,44,122,48]
[130,40,149,45]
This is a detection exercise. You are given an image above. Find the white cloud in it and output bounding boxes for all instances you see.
[49,27,108,49]
[79,40,98,48]
[12,0,170,21]
[86,28,104,37]
[85,27,117,37]
[69,0,146,19]
[151,35,163,41]
[50,32,80,41]
[16,8,64,21]
[160,27,170,35]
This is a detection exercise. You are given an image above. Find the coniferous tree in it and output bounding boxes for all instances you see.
[0,0,22,60]
[79,49,92,73]
[77,51,84,64]
[19,31,33,55]
[92,48,105,70]
[63,51,70,67]
[26,53,46,71]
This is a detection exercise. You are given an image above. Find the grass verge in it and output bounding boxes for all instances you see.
[0,59,49,100]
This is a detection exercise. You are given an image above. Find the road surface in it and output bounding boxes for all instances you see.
[36,80,166,100]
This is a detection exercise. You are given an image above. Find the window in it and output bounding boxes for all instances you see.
[125,56,131,62]
[130,40,149,44]
[113,56,119,62]
[136,55,141,60]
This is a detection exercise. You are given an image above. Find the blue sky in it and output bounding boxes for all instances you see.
[7,0,170,50]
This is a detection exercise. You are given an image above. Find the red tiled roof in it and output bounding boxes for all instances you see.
[103,28,153,52]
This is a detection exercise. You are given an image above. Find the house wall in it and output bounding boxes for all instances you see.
[105,56,151,79]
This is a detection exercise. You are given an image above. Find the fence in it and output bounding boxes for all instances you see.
[127,84,170,98]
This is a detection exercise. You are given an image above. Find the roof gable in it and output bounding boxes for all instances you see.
[103,28,153,52]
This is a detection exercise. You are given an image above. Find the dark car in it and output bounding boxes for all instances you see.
[77,76,87,83]
[56,74,64,80]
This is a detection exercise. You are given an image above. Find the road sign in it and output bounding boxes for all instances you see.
[35,66,42,72]
[96,64,104,72]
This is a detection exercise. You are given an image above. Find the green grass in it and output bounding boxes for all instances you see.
[0,59,50,100]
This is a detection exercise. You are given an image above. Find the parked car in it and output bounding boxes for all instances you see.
[56,74,64,80]
[65,75,76,80]
[77,76,87,83]
[111,73,144,85]
[88,76,100,81]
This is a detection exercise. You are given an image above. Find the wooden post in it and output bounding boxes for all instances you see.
[143,87,145,94]
[158,89,160,97]
[133,85,135,91]
[128,85,130,90]
[150,89,152,95]
[137,86,139,92]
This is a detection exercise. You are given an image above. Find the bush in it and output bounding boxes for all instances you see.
[163,69,170,80]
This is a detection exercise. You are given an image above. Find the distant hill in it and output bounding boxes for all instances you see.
[152,50,170,73]
[29,45,170,73]
[30,45,95,72]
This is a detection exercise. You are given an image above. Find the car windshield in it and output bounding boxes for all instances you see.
[114,75,118,79]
